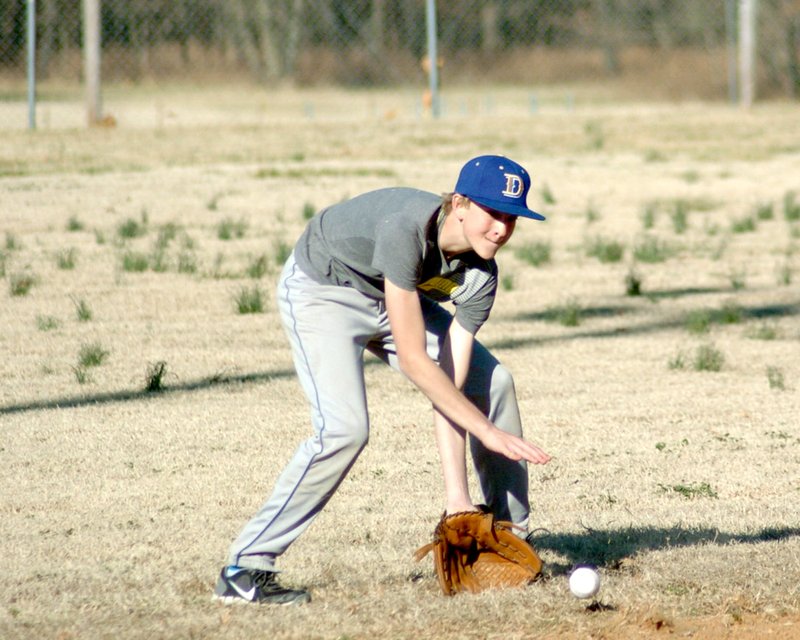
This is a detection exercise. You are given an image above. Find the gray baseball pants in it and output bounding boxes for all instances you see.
[227,254,530,571]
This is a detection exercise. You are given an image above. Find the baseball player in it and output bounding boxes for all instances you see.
[214,155,551,605]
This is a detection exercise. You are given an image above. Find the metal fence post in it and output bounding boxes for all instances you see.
[738,0,757,107]
[426,0,440,118]
[83,0,102,125]
[725,0,738,104]
[27,0,36,129]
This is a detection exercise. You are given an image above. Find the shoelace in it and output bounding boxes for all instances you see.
[251,570,285,594]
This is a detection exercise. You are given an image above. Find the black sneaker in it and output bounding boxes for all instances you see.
[213,566,311,605]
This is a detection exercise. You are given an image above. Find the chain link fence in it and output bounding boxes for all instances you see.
[1,0,799,128]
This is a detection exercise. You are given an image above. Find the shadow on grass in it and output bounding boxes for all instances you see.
[517,304,633,324]
[0,367,296,415]
[644,286,728,300]
[2,298,797,416]
[529,524,800,576]
[490,300,800,351]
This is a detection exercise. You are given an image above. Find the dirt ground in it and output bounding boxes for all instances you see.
[1,88,799,639]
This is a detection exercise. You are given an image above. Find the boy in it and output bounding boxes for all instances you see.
[214,155,551,605]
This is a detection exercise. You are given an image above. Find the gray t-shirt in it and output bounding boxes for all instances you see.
[293,187,497,334]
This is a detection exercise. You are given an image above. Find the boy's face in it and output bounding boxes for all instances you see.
[455,198,517,260]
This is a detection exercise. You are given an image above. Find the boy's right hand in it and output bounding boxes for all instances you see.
[482,427,551,464]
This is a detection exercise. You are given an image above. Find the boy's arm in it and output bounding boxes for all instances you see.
[384,278,550,465]
[434,319,477,513]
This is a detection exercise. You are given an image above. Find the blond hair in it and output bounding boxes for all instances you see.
[440,192,470,214]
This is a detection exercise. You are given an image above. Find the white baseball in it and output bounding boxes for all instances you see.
[569,566,600,599]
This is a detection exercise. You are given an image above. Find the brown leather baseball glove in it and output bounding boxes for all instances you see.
[413,506,543,595]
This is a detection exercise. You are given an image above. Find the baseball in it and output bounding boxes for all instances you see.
[569,566,601,599]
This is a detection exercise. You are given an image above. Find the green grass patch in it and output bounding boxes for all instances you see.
[641,198,718,235]
[149,248,169,272]
[754,201,774,221]
[72,297,93,322]
[585,236,624,263]
[5,232,21,251]
[693,343,725,372]
[272,239,293,267]
[56,248,78,270]
[177,251,198,274]
[539,182,556,205]
[36,315,61,331]
[714,301,742,324]
[78,342,110,368]
[207,193,222,211]
[584,120,605,150]
[145,361,168,392]
[659,482,718,499]
[728,266,746,290]
[784,191,800,222]
[683,197,718,213]
[670,201,689,234]
[117,214,148,240]
[766,366,785,390]
[640,203,657,230]
[246,254,270,279]
[154,223,180,250]
[255,166,396,180]
[624,268,643,296]
[66,215,85,231]
[746,322,779,340]
[515,240,552,267]
[546,298,582,327]
[643,148,667,163]
[685,310,712,334]
[655,438,690,453]
[670,340,724,371]
[179,232,196,250]
[302,202,317,220]
[121,251,150,272]
[73,366,92,385]
[583,201,601,224]
[234,285,266,314]
[730,215,756,233]
[776,262,792,286]
[633,235,676,263]
[668,350,688,370]
[680,170,700,184]
[710,236,728,260]
[9,271,37,296]
[217,217,248,240]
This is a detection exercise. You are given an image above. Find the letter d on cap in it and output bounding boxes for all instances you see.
[502,174,524,198]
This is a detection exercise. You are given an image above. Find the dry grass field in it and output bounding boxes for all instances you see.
[1,86,799,639]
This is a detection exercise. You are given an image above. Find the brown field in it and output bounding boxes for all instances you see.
[1,87,799,639]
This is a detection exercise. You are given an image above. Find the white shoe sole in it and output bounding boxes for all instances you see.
[211,592,310,606]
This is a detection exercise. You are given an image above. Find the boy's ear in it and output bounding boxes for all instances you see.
[452,194,469,218]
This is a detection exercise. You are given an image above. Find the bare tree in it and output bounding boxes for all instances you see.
[594,0,621,74]
[224,0,304,82]
[788,10,800,95]
[369,0,385,56]
[480,1,499,54]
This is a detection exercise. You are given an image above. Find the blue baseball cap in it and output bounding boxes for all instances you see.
[455,155,545,221]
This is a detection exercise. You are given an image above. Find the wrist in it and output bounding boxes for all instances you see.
[446,499,477,514]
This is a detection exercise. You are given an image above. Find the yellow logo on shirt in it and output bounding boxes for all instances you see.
[418,276,459,296]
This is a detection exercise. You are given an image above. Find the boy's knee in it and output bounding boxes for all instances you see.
[463,361,516,415]
[325,422,369,455]
[491,364,516,397]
